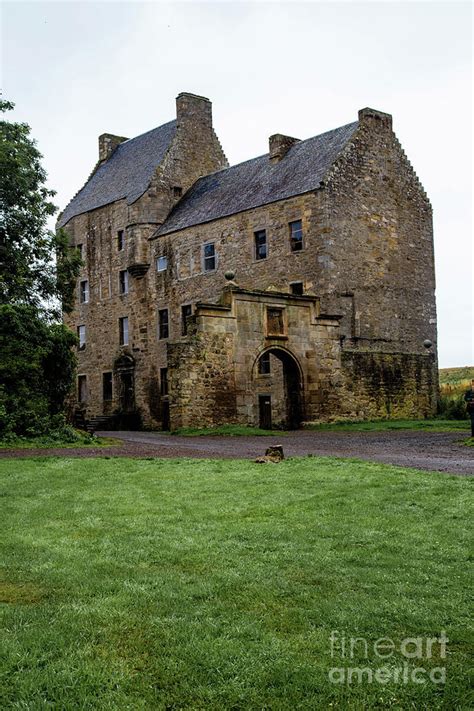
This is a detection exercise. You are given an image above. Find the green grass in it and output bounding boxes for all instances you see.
[0,433,121,449]
[439,366,474,385]
[0,457,472,709]
[172,424,285,436]
[305,419,470,432]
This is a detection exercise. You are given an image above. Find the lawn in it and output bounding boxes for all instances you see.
[0,457,472,709]
[305,419,470,433]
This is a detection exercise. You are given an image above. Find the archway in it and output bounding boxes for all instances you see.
[254,348,303,430]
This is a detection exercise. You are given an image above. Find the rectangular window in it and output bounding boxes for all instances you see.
[258,352,271,375]
[103,372,113,401]
[77,325,86,350]
[160,367,168,396]
[290,281,304,295]
[267,307,284,335]
[158,309,169,339]
[76,243,83,259]
[156,255,168,272]
[181,304,192,335]
[254,229,267,260]
[289,219,303,252]
[203,242,216,272]
[79,280,89,303]
[117,230,124,251]
[119,269,129,295]
[173,186,182,198]
[119,316,129,346]
[78,375,87,403]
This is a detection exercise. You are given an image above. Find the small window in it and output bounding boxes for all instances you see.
[254,230,267,260]
[76,243,83,259]
[258,352,271,375]
[78,375,87,403]
[77,325,86,350]
[290,281,304,295]
[173,186,183,198]
[117,230,125,251]
[119,316,129,346]
[119,270,129,295]
[267,307,284,335]
[160,367,168,396]
[203,243,216,272]
[289,219,303,252]
[158,309,169,339]
[80,280,89,303]
[181,304,192,335]
[103,372,113,401]
[156,255,168,272]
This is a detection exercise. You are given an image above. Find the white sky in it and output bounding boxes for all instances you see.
[2,0,472,367]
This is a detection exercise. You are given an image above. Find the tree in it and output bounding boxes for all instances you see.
[0,99,80,316]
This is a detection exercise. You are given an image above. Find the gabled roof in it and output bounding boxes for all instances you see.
[156,121,358,237]
[58,120,177,227]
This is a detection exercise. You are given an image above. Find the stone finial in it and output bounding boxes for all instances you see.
[224,270,237,287]
[176,92,212,130]
[358,107,393,130]
[269,134,300,163]
[98,133,128,162]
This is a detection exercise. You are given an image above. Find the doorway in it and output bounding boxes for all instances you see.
[256,348,303,429]
[259,395,272,429]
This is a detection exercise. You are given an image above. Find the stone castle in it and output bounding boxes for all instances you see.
[59,92,438,430]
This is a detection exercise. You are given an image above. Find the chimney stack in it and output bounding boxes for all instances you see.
[98,133,128,162]
[269,134,300,163]
[358,107,392,131]
[176,92,213,131]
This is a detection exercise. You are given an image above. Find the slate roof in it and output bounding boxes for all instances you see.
[156,121,358,236]
[58,120,177,227]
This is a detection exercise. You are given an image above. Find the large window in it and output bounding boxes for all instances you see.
[181,304,192,335]
[77,325,86,350]
[203,243,216,272]
[119,270,129,295]
[103,372,113,401]
[79,280,89,303]
[78,375,87,403]
[289,220,303,252]
[156,255,168,272]
[159,309,169,339]
[119,316,129,346]
[254,229,267,260]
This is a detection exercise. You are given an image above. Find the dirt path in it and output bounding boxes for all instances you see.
[0,430,472,476]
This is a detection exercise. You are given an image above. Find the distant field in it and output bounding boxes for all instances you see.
[439,366,474,386]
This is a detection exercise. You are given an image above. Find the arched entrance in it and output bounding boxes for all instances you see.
[254,348,303,430]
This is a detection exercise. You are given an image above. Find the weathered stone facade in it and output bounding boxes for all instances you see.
[60,94,437,430]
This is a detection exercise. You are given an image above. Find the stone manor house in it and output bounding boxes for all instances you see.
[59,92,438,430]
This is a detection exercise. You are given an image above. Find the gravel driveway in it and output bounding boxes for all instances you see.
[1,429,472,476]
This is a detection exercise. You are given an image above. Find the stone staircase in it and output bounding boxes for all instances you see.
[86,415,119,434]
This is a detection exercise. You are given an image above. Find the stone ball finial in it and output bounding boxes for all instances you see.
[423,339,433,349]
[224,270,235,281]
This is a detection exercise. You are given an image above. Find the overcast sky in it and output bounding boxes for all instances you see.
[2,0,472,367]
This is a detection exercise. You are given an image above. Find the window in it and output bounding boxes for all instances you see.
[158,309,169,339]
[289,219,303,252]
[103,372,113,401]
[119,316,129,346]
[258,352,271,375]
[160,367,168,396]
[80,280,89,303]
[76,243,83,259]
[173,186,183,198]
[254,229,267,260]
[267,307,284,335]
[181,304,192,335]
[77,325,86,350]
[119,270,129,295]
[290,281,304,295]
[156,255,168,272]
[117,230,125,251]
[78,375,87,403]
[203,242,216,272]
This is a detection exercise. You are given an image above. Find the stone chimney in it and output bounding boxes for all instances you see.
[176,92,213,132]
[358,107,392,131]
[98,133,128,162]
[269,134,300,163]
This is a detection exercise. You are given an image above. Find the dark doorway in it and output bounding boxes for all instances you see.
[256,349,303,430]
[161,400,170,431]
[259,395,272,429]
[120,372,135,412]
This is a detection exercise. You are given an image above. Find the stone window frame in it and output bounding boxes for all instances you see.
[158,308,170,340]
[254,229,268,261]
[76,243,84,260]
[258,351,271,376]
[266,305,288,338]
[289,219,304,253]
[119,269,129,295]
[160,367,169,396]
[77,374,87,403]
[77,324,86,350]
[202,241,217,272]
[181,303,193,336]
[290,281,304,295]
[119,316,129,346]
[79,279,89,304]
[117,230,125,251]
[102,372,113,402]
[156,255,168,272]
